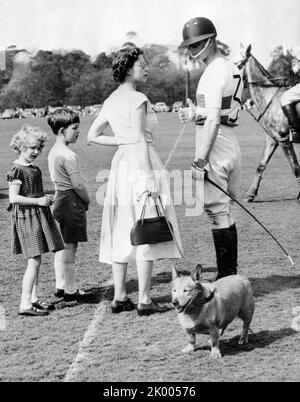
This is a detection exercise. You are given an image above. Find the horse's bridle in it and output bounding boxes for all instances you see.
[238,53,288,123]
[246,86,283,123]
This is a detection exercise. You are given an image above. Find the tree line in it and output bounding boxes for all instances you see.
[0,43,294,111]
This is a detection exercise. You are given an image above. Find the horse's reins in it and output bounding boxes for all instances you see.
[239,55,289,123]
[245,78,288,87]
[245,85,283,123]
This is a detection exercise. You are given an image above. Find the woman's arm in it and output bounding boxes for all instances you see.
[132,103,158,195]
[87,113,118,146]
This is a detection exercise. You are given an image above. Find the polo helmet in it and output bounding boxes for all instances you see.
[180,17,217,48]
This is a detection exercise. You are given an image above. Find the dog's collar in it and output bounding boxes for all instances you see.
[194,281,215,305]
[179,288,215,313]
[198,290,215,305]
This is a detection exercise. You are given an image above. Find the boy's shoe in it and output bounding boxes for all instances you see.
[18,307,49,316]
[111,298,136,314]
[63,289,90,302]
[54,288,65,298]
[32,300,55,311]
[137,300,168,316]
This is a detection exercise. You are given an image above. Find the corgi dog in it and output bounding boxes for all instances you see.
[172,265,255,358]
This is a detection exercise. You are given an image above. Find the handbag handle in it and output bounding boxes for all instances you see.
[139,193,161,223]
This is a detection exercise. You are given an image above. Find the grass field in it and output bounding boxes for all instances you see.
[0,112,299,382]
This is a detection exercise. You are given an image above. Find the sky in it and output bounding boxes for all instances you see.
[0,0,299,67]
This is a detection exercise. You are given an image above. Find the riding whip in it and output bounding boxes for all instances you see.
[203,172,295,266]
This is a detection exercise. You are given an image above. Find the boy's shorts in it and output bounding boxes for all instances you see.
[53,189,87,243]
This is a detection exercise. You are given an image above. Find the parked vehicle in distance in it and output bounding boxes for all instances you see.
[1,109,16,119]
[21,108,33,118]
[35,108,46,117]
[153,102,170,113]
[46,106,61,115]
[90,104,102,114]
[172,101,183,112]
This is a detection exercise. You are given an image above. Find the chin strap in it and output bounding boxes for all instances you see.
[190,38,211,60]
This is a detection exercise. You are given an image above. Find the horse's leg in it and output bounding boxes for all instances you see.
[279,141,300,201]
[246,134,278,202]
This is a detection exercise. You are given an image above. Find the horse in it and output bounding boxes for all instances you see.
[236,44,300,203]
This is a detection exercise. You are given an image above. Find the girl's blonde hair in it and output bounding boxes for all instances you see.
[10,125,48,154]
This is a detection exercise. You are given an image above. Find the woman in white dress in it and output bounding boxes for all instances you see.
[87,46,182,316]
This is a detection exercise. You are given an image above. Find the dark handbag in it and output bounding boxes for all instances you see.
[130,194,173,246]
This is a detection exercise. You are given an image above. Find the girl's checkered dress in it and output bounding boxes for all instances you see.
[7,164,65,258]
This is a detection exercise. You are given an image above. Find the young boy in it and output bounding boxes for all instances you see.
[47,107,90,302]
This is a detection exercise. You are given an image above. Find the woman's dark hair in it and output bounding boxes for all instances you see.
[112,46,143,83]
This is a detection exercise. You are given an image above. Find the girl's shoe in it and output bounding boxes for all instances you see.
[32,300,55,311]
[18,307,49,316]
[111,298,136,313]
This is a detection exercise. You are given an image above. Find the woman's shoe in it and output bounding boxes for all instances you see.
[32,300,55,311]
[54,288,65,298]
[111,298,136,314]
[137,299,167,316]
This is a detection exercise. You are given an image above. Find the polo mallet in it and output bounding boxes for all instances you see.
[203,172,295,266]
[185,52,190,107]
[163,53,191,169]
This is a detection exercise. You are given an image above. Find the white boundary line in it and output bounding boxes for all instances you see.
[64,123,185,382]
[63,279,113,382]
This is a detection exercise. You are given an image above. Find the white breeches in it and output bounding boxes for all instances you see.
[281,84,300,106]
[196,126,242,229]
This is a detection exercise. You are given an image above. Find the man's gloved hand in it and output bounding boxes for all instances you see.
[178,98,196,123]
[191,158,208,181]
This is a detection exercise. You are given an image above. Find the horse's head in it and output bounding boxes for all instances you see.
[233,44,252,70]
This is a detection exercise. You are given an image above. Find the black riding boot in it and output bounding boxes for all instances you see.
[282,103,300,143]
[212,223,238,280]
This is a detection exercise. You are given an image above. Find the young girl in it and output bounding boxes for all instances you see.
[7,125,65,316]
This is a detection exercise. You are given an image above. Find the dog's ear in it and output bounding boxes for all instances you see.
[172,266,180,280]
[192,264,203,283]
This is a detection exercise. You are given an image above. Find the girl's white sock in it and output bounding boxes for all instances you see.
[54,260,65,290]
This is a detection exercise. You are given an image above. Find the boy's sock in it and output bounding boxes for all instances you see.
[63,262,77,294]
[31,283,38,304]
[20,293,32,310]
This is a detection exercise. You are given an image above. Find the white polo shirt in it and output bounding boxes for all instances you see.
[196,56,243,129]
